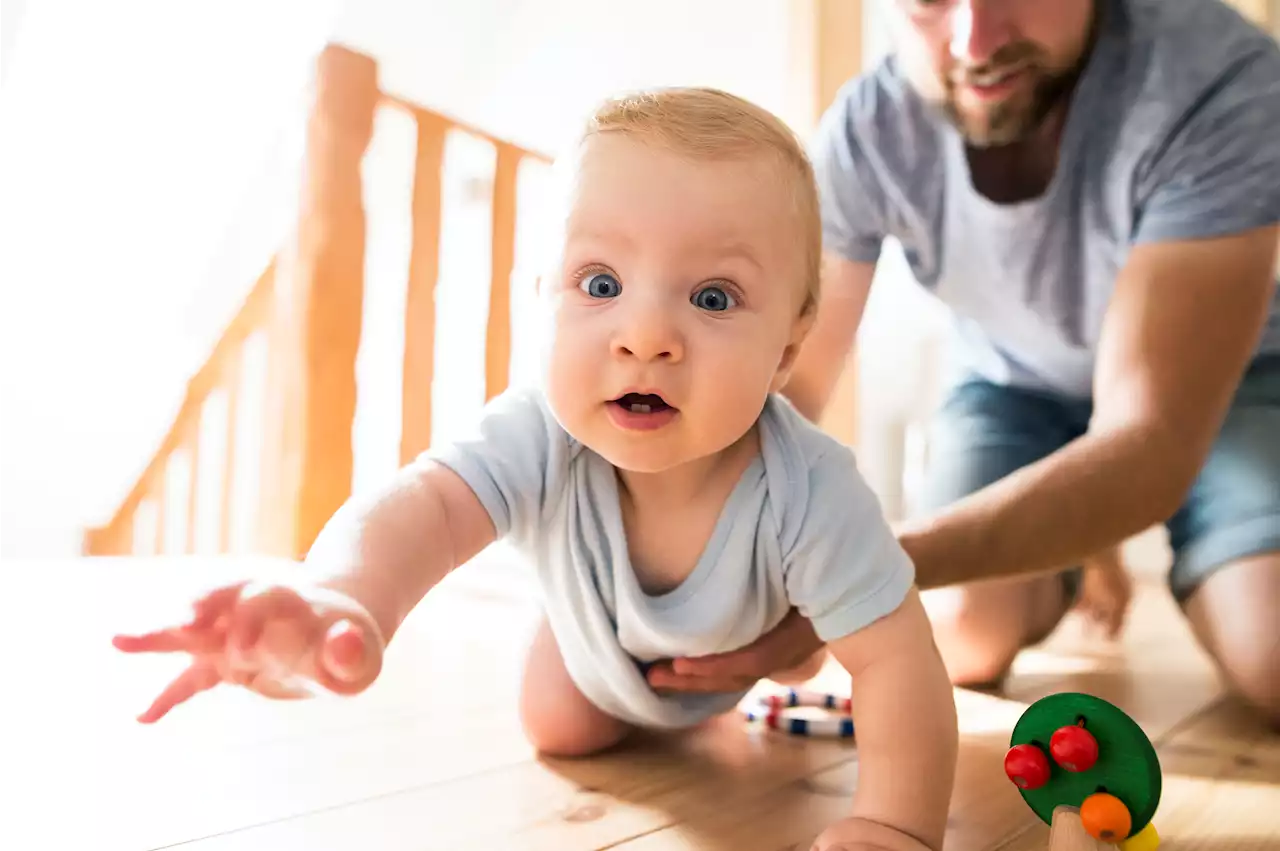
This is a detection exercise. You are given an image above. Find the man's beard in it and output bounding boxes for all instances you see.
[942,63,1080,148]
[928,33,1085,149]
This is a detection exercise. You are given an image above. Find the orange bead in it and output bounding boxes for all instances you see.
[1081,792,1132,843]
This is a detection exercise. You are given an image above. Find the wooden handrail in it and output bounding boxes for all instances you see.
[83,44,550,560]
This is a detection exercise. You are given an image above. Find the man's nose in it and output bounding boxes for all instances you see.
[610,301,685,363]
[950,0,1015,67]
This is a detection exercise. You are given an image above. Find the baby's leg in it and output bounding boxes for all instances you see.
[520,616,632,758]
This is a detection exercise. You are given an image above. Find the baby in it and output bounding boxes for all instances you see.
[114,87,958,851]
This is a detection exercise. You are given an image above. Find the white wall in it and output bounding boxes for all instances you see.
[332,0,804,158]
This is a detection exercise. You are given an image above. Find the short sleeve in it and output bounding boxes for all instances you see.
[423,386,569,543]
[1132,48,1280,245]
[783,447,915,642]
[809,78,890,264]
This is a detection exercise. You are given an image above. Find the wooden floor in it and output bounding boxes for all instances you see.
[6,543,1278,851]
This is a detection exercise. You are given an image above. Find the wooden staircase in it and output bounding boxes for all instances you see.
[82,44,551,561]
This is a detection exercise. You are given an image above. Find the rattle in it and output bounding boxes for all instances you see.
[1004,693,1162,851]
[741,687,855,738]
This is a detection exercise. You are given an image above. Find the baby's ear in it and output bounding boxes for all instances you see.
[770,310,817,391]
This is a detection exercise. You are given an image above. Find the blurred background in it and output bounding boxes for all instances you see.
[3,0,1274,564]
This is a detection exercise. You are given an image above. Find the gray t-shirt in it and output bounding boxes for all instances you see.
[813,0,1280,397]
[428,387,914,728]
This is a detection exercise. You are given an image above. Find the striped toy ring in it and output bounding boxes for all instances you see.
[741,688,855,739]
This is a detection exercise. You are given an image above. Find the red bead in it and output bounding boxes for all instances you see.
[1050,724,1099,772]
[1004,744,1051,790]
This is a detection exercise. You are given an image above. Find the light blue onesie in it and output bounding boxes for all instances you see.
[428,387,915,729]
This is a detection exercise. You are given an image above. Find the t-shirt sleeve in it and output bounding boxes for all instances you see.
[808,78,891,264]
[422,386,568,544]
[783,446,916,643]
[1132,46,1280,245]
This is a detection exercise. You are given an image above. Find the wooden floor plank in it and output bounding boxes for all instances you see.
[1160,697,1280,770]
[171,718,862,851]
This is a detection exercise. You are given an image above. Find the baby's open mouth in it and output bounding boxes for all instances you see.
[612,392,674,414]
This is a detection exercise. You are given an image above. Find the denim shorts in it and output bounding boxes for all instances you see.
[918,354,1280,602]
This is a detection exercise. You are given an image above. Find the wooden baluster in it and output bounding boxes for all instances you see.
[485,143,520,401]
[184,427,201,554]
[260,44,378,560]
[118,513,134,554]
[105,512,132,555]
[219,350,241,554]
[83,513,126,555]
[152,475,166,556]
[400,113,447,464]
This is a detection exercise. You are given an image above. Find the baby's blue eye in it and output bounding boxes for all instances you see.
[580,272,621,298]
[692,285,736,312]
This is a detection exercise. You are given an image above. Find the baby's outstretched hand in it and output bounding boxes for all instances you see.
[112,582,384,723]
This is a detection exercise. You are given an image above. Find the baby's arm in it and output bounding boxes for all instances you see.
[307,460,497,644]
[312,385,559,642]
[114,389,556,721]
[816,589,957,851]
[783,446,958,851]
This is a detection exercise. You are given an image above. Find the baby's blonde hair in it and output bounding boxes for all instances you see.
[574,87,822,316]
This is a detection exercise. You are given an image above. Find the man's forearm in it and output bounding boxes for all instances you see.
[898,422,1195,590]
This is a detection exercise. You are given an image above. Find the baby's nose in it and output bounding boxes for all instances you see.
[611,312,684,362]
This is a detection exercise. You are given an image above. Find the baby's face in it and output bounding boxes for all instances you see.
[539,134,810,474]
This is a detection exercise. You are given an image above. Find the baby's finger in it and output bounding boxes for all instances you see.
[113,629,191,654]
[186,582,250,629]
[137,659,222,724]
[113,626,223,656]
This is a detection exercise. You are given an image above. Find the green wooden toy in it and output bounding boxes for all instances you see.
[1004,693,1162,849]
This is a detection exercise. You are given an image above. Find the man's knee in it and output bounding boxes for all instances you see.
[922,575,1073,689]
[1223,643,1280,729]
[1205,625,1280,730]
[1182,554,1280,728]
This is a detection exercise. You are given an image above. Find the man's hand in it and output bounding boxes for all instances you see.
[645,608,824,693]
[1073,547,1133,640]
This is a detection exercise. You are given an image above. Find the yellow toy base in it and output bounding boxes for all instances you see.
[1120,823,1160,851]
